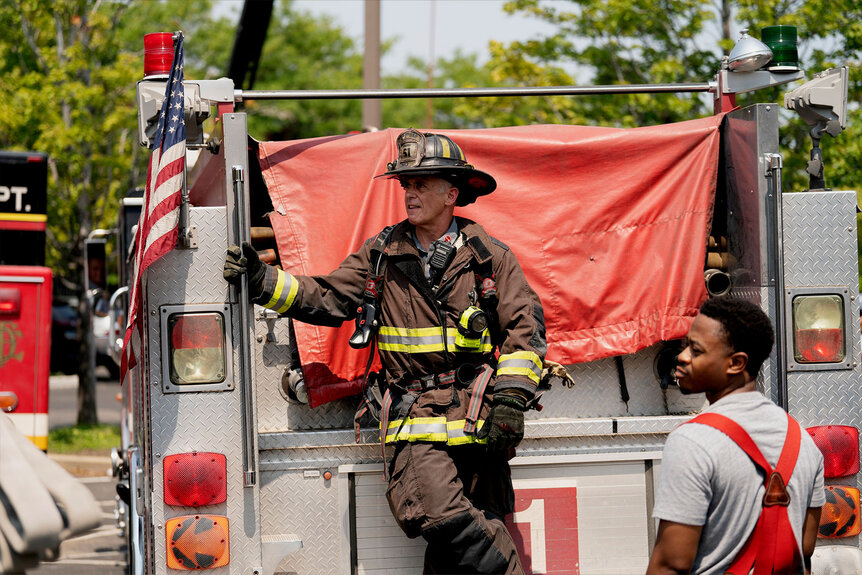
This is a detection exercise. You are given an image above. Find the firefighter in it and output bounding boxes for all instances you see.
[224,128,546,574]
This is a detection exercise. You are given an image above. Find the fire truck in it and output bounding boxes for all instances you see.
[119,29,861,575]
[0,151,52,450]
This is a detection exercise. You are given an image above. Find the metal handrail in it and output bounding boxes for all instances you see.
[236,82,715,102]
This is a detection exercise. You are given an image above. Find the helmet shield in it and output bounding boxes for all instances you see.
[377,129,496,206]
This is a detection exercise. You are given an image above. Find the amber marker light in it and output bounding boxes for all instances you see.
[819,486,861,539]
[165,515,229,570]
[0,391,18,412]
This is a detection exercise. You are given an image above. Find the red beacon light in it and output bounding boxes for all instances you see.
[807,425,860,478]
[164,452,227,507]
[144,32,174,79]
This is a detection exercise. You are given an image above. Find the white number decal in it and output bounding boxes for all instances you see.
[512,498,546,573]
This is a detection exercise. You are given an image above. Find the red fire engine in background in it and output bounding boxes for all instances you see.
[0,151,52,449]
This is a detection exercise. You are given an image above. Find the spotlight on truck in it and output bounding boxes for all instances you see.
[727,29,773,72]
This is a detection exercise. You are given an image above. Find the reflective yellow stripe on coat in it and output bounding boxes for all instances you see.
[383,417,487,445]
[497,350,542,384]
[377,326,493,354]
[263,269,299,313]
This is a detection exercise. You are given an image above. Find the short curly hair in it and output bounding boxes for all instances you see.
[699,297,775,377]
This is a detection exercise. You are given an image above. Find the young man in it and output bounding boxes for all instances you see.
[224,129,546,574]
[647,298,825,575]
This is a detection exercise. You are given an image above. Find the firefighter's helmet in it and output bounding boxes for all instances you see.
[376,129,496,206]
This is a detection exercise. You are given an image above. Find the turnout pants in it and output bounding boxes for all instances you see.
[386,441,523,575]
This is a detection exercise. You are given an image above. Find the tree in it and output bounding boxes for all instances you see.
[239,1,503,139]
[472,0,861,280]
[462,0,860,195]
[0,0,233,424]
[0,0,142,424]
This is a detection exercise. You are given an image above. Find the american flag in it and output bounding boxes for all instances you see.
[121,32,186,381]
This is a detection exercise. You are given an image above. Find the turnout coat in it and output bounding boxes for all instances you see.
[256,216,547,444]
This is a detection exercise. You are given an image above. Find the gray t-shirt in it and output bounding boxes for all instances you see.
[653,392,825,575]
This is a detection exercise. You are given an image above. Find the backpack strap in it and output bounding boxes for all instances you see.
[349,226,394,349]
[466,235,500,346]
[687,411,803,575]
[352,226,395,443]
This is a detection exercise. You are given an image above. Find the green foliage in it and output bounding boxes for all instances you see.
[485,0,860,196]
[241,1,364,140]
[49,423,121,453]
[382,50,506,130]
[240,2,504,138]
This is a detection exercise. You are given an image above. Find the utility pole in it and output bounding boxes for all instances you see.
[362,0,382,130]
[425,1,436,129]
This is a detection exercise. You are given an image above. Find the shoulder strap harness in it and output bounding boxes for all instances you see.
[466,235,500,345]
[349,225,394,349]
[352,226,394,443]
[687,411,803,575]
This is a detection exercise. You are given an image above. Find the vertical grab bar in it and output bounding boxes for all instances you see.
[232,164,257,487]
[766,153,787,411]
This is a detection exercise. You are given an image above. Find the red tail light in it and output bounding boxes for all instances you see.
[0,288,21,316]
[168,313,226,384]
[164,452,227,507]
[819,486,861,539]
[165,514,229,570]
[807,426,860,478]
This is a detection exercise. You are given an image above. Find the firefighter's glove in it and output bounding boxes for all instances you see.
[224,242,266,300]
[478,389,527,451]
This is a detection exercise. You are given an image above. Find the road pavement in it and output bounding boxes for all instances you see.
[47,368,122,431]
[23,477,127,575]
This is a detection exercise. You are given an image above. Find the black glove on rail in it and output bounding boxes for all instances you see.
[477,388,527,451]
[224,242,266,300]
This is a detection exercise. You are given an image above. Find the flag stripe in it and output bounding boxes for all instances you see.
[121,33,186,392]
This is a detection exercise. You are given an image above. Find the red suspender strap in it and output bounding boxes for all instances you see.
[687,411,803,575]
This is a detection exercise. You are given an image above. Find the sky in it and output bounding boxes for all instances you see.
[216,0,557,75]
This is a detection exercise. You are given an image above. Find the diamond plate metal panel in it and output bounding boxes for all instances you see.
[145,206,263,574]
[261,469,345,575]
[783,192,859,287]
[255,313,363,431]
[782,191,862,552]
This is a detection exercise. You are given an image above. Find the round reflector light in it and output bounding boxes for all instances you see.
[0,391,18,412]
[819,486,861,539]
[807,426,860,478]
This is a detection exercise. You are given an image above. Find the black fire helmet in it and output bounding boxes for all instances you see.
[375,128,496,206]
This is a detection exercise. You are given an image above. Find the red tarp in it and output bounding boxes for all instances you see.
[258,117,723,406]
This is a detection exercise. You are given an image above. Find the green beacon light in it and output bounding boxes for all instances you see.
[761,25,799,72]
